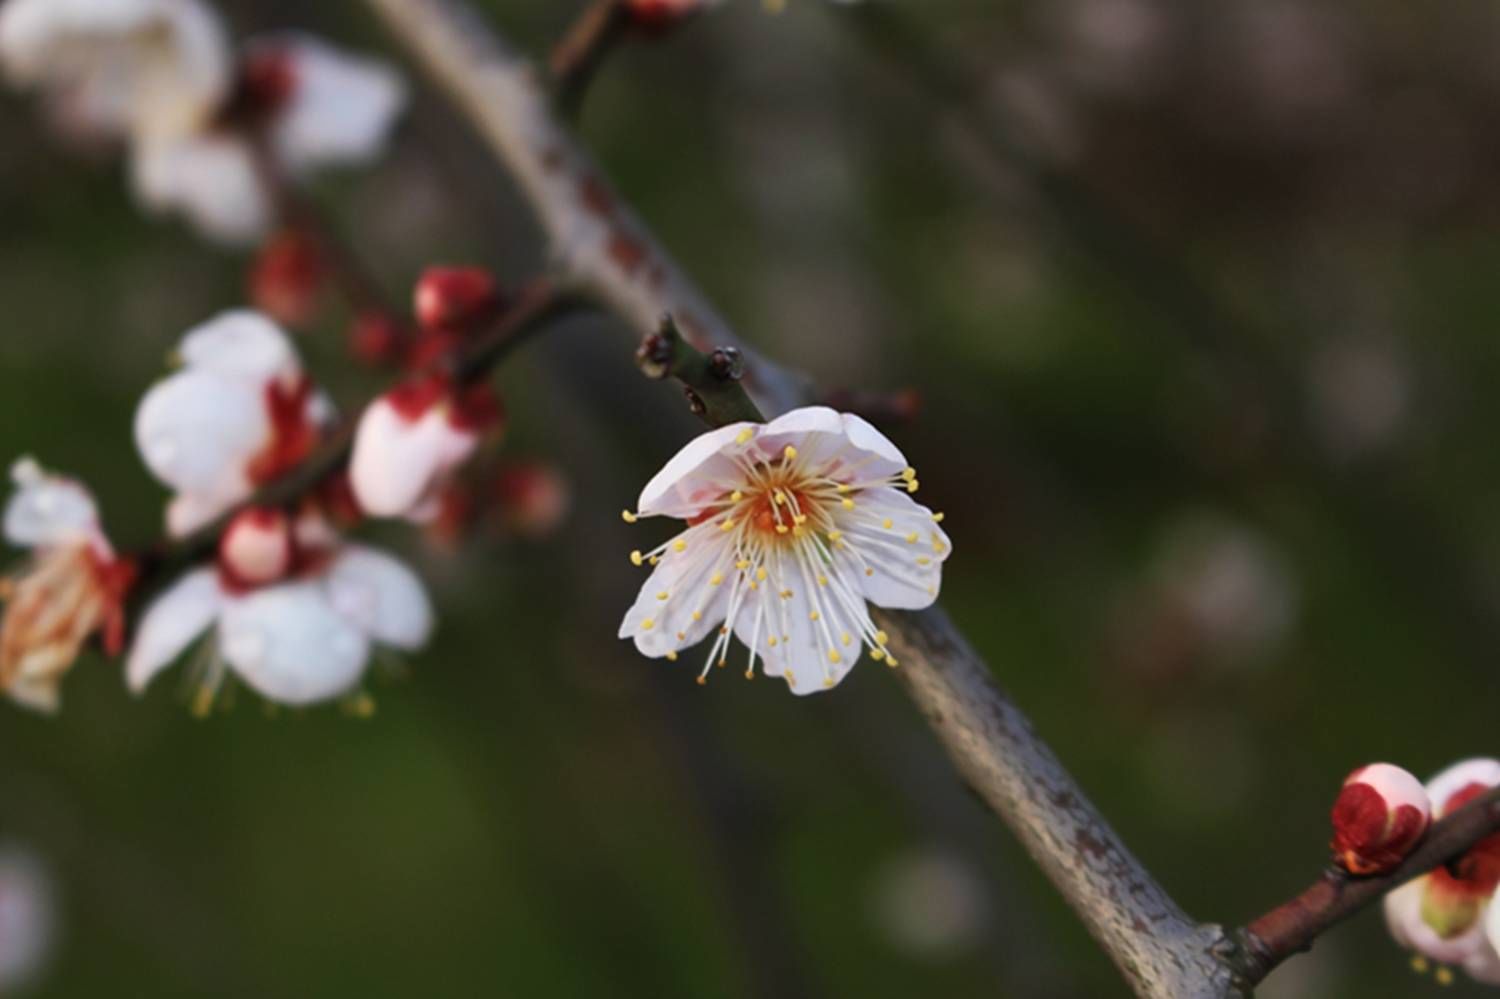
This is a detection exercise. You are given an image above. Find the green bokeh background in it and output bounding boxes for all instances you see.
[3,0,1499,995]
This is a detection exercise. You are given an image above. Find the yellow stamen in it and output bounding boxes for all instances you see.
[666,651,678,661]
[783,445,797,459]
[736,559,751,570]
[905,531,918,543]
[720,519,736,532]
[906,480,920,493]
[932,512,946,523]
[842,498,855,510]
[827,650,842,664]
[731,490,744,502]
[630,550,644,566]
[735,428,754,445]
[809,611,820,621]
[656,591,669,601]
[641,618,655,631]
[902,467,917,480]
[692,610,703,621]
[621,510,638,523]
[710,573,723,586]
[883,518,894,530]
[673,539,687,552]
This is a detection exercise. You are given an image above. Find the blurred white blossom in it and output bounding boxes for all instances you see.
[870,850,989,959]
[0,846,55,991]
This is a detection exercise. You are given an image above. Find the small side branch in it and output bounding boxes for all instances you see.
[549,0,629,117]
[1235,786,1500,985]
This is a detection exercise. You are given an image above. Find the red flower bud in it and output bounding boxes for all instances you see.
[250,229,326,329]
[413,266,499,334]
[624,0,710,31]
[347,312,407,367]
[494,461,571,540]
[217,508,294,591]
[1331,763,1431,875]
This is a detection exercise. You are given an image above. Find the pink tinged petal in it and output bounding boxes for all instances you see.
[217,582,369,705]
[324,544,433,650]
[636,420,757,518]
[130,133,269,245]
[134,368,266,497]
[165,489,239,538]
[835,486,950,610]
[618,528,735,657]
[1427,759,1500,815]
[257,33,407,175]
[125,567,220,693]
[349,398,478,518]
[3,458,99,549]
[178,310,297,381]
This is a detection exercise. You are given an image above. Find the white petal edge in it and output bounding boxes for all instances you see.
[3,458,99,548]
[126,567,221,693]
[636,420,757,518]
[349,400,476,518]
[178,309,297,381]
[1427,758,1500,816]
[134,369,266,496]
[324,544,434,650]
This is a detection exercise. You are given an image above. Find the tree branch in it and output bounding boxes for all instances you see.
[548,0,629,118]
[1234,785,1500,985]
[346,11,1238,983]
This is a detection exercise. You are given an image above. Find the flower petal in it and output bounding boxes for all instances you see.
[618,525,735,657]
[130,132,269,245]
[218,582,369,705]
[255,33,407,174]
[324,544,433,650]
[3,458,98,549]
[1384,877,1494,968]
[125,567,220,693]
[1427,758,1500,816]
[834,486,949,610]
[134,368,265,498]
[178,310,297,381]
[731,564,863,695]
[349,400,477,518]
[636,420,757,518]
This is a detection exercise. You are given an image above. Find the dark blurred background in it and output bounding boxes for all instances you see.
[4,0,1500,995]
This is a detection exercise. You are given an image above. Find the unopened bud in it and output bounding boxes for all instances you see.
[494,462,571,540]
[347,312,407,367]
[708,346,744,381]
[217,508,294,590]
[624,0,714,31]
[637,318,679,379]
[1332,763,1431,875]
[250,229,326,328]
[413,266,499,334]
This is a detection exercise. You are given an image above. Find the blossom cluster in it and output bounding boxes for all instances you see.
[0,0,405,244]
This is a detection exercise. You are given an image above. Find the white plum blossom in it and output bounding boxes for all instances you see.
[1384,759,1500,984]
[618,406,950,694]
[0,458,132,712]
[134,310,328,536]
[349,377,498,521]
[0,846,55,991]
[0,0,229,142]
[127,515,432,708]
[131,32,406,244]
[0,1,406,245]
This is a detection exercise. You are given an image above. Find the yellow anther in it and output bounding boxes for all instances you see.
[749,581,759,591]
[735,428,755,445]
[676,632,685,641]
[756,567,768,581]
[621,510,638,523]
[1435,966,1454,986]
[792,526,805,537]
[906,480,920,493]
[841,632,851,646]
[347,693,376,719]
[720,518,736,531]
[836,483,852,493]
[780,589,793,599]
[828,650,842,664]
[875,630,889,645]
[1411,956,1430,974]
[905,531,918,543]
[630,550,644,566]
[717,658,727,668]
[731,490,744,502]
[933,540,946,553]
[774,490,786,505]
[744,669,755,680]
[769,636,778,647]
[710,573,723,586]
[656,591,669,601]
[696,676,707,686]
[641,618,655,631]
[870,648,886,662]
[886,656,899,668]
[784,445,798,459]
[785,670,796,684]
[902,467,917,480]
[673,539,687,552]
[775,525,789,534]
[809,611,820,621]
[736,559,751,570]
[823,677,835,688]
[917,556,932,566]
[865,567,875,576]
[817,575,828,587]
[692,610,703,621]
[828,530,843,541]
[841,497,855,510]
[793,514,807,525]
[882,518,894,529]
[932,512,946,523]
[720,626,729,636]
[649,556,660,565]
[666,651,678,661]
